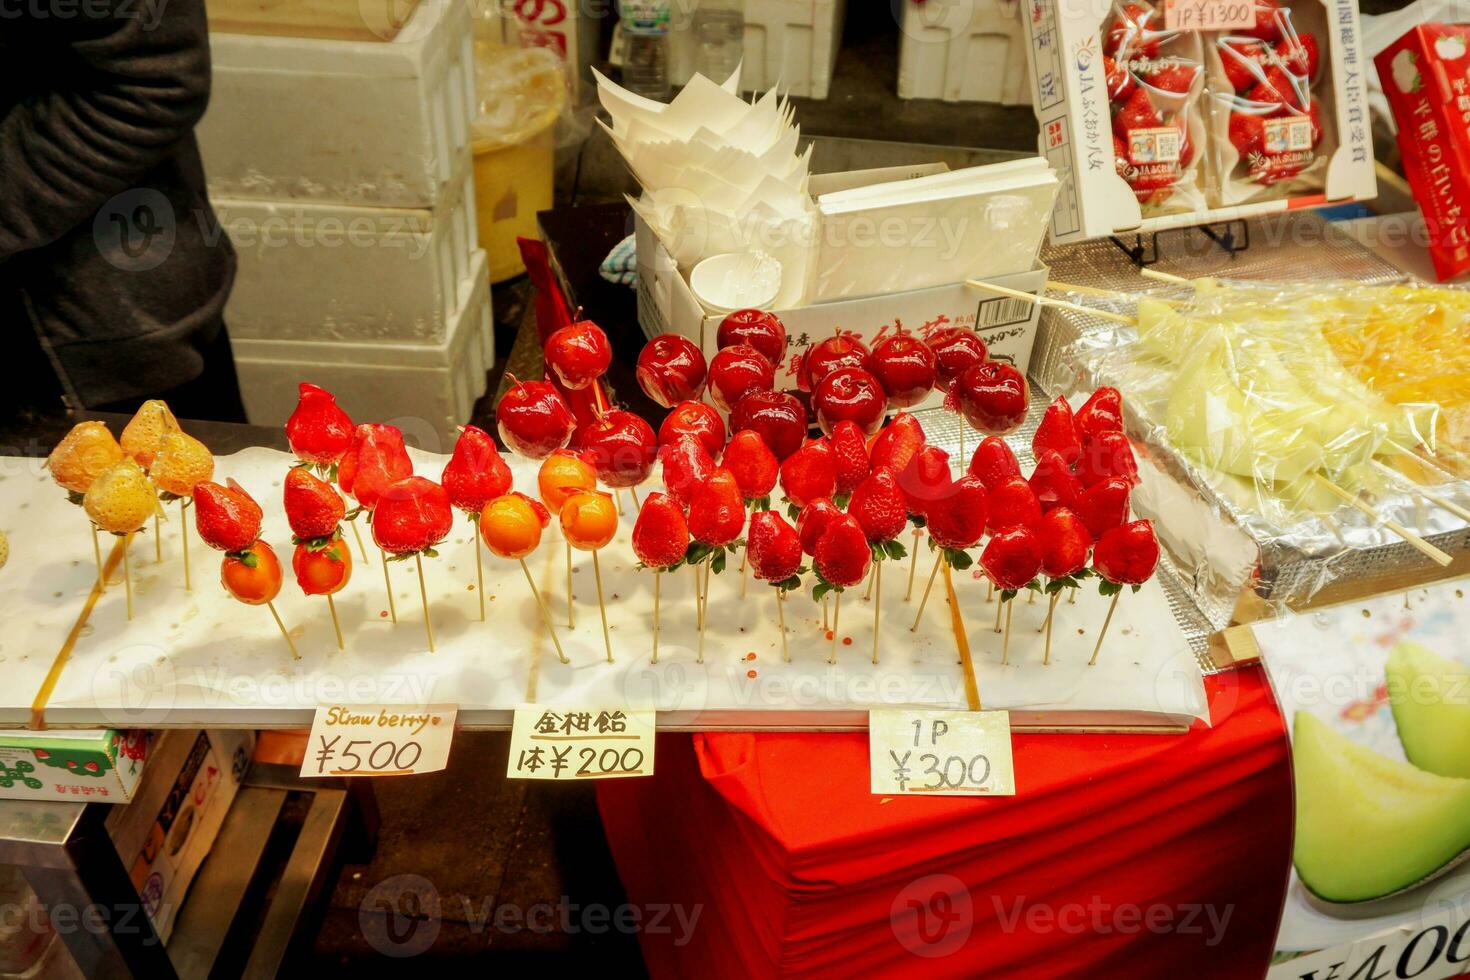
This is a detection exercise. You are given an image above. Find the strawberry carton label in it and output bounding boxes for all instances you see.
[1375,24,1470,281]
[1128,124,1184,163]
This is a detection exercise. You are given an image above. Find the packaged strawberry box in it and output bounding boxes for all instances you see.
[1375,23,1470,281]
[1104,0,1208,215]
[1205,0,1331,204]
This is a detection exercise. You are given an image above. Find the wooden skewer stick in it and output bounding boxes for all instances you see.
[630,485,642,509]
[823,594,830,632]
[697,556,711,664]
[905,532,919,601]
[154,512,162,563]
[1027,588,1036,605]
[91,524,104,592]
[777,588,790,663]
[966,278,1139,327]
[872,560,882,665]
[652,568,661,665]
[179,499,191,591]
[863,562,875,601]
[986,581,993,602]
[474,532,486,621]
[693,560,706,630]
[1068,586,1078,604]
[1089,592,1121,666]
[1311,474,1453,566]
[415,553,435,652]
[267,600,300,660]
[1002,598,1014,665]
[378,544,398,623]
[121,534,133,620]
[1138,267,1193,285]
[993,592,1003,633]
[739,550,748,598]
[326,594,345,650]
[958,423,966,474]
[1042,592,1060,665]
[519,558,568,664]
[565,543,575,629]
[1370,460,1470,523]
[828,590,842,664]
[1045,280,1141,300]
[592,550,613,664]
[910,552,943,631]
[351,521,371,567]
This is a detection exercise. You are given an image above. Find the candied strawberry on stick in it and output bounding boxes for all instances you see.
[1089,519,1161,665]
[746,510,805,662]
[632,491,690,664]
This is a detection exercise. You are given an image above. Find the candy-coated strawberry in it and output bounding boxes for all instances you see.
[284,467,346,540]
[814,514,871,589]
[829,420,871,495]
[83,459,158,536]
[441,424,512,516]
[150,431,214,499]
[1093,519,1160,586]
[338,424,413,512]
[285,383,354,466]
[688,468,745,547]
[968,435,1021,491]
[987,476,1042,534]
[848,468,907,545]
[119,400,178,470]
[659,436,714,510]
[780,440,837,508]
[869,412,925,473]
[1038,507,1092,580]
[746,511,802,584]
[372,477,453,555]
[1033,396,1081,465]
[1075,387,1124,441]
[927,475,989,550]
[981,526,1044,591]
[1076,430,1139,488]
[1029,447,1084,513]
[657,400,726,459]
[722,430,779,502]
[797,498,842,557]
[631,492,690,569]
[47,421,124,495]
[897,445,954,519]
[195,479,263,553]
[1075,477,1132,540]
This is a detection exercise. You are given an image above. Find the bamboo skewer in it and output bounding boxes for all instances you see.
[1042,593,1060,665]
[565,543,575,629]
[121,535,133,620]
[829,591,842,664]
[696,556,711,664]
[652,569,661,664]
[267,601,301,660]
[474,533,486,621]
[910,552,943,631]
[993,593,1003,633]
[1370,460,1470,523]
[519,559,568,664]
[823,594,829,631]
[415,553,435,652]
[378,544,398,622]
[351,521,371,567]
[1311,475,1453,566]
[326,594,344,650]
[154,513,162,563]
[966,278,1139,327]
[863,563,875,601]
[179,500,191,591]
[592,551,613,664]
[872,560,882,665]
[1138,268,1192,285]
[905,533,919,601]
[630,485,642,509]
[777,589,790,663]
[1001,598,1014,665]
[1089,592,1121,666]
[91,525,104,592]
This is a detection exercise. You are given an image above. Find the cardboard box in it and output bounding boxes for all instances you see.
[0,730,148,804]
[1375,23,1470,282]
[635,211,1048,410]
[1021,0,1377,243]
[105,730,254,942]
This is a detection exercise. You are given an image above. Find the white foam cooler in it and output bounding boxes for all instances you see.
[233,250,494,450]
[668,0,848,99]
[897,0,1031,105]
[198,0,475,208]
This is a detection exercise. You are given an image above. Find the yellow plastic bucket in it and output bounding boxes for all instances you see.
[472,43,566,283]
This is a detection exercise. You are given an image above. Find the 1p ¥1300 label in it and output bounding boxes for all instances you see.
[507,708,656,780]
[870,709,1015,796]
[1163,0,1253,30]
[301,704,458,777]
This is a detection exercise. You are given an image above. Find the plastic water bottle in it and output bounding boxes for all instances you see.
[618,0,672,101]
[694,0,744,82]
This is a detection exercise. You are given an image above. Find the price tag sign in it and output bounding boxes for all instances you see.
[301,704,457,778]
[1163,0,1254,31]
[869,709,1015,796]
[507,708,656,781]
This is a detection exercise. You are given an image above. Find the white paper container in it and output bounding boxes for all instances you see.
[233,250,494,450]
[898,0,1032,105]
[199,0,475,209]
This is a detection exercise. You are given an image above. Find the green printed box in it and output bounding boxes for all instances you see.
[0,730,148,804]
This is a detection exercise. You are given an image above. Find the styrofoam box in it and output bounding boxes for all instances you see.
[897,0,1031,105]
[668,0,848,99]
[234,250,494,450]
[199,0,475,209]
[216,165,478,345]
[634,212,1047,412]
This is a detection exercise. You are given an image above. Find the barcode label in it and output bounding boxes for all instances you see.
[1128,126,1182,165]
[978,295,1035,328]
[1264,118,1314,154]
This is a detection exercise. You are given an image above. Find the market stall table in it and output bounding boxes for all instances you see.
[597,665,1291,978]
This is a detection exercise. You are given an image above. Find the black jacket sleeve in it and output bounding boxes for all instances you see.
[0,0,213,262]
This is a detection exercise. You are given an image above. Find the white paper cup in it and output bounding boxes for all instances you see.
[690,251,783,315]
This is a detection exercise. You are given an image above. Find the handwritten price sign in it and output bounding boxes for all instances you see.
[869,709,1015,796]
[1163,0,1253,31]
[507,708,656,781]
[301,704,457,778]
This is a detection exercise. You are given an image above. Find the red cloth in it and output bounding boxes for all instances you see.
[597,665,1292,979]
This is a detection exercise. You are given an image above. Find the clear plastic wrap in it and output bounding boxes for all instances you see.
[1103,0,1207,216]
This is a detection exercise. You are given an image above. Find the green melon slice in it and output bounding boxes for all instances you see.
[1293,710,1470,903]
[1388,641,1470,778]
